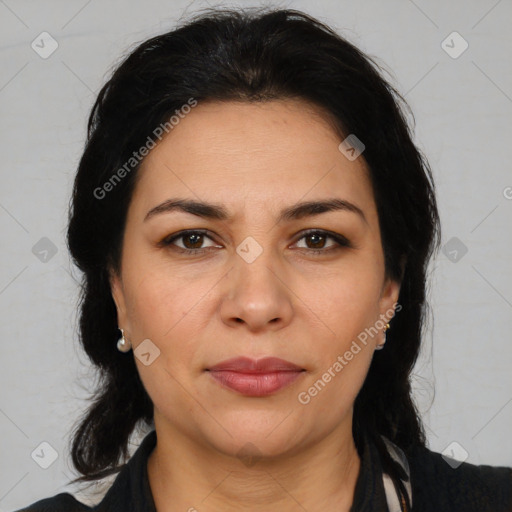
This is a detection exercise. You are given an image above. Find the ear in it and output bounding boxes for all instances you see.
[378,276,401,322]
[109,267,129,330]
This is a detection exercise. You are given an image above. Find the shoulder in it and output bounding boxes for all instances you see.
[13,430,158,512]
[407,444,512,512]
[12,492,91,512]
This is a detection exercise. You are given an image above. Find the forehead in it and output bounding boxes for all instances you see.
[131,99,376,220]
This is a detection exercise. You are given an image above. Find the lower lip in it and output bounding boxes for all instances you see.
[208,370,304,396]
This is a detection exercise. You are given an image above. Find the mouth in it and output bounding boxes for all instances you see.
[206,357,306,397]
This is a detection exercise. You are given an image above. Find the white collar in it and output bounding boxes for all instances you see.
[381,436,412,512]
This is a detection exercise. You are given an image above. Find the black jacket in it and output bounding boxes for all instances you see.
[14,430,511,511]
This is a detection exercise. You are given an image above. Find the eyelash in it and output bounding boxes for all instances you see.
[159,229,351,256]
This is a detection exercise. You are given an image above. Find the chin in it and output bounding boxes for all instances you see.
[197,409,313,462]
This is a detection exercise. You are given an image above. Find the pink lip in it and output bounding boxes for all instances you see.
[207,357,305,396]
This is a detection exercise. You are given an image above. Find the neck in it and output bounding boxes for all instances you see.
[147,416,361,512]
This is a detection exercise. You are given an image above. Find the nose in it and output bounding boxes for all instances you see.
[219,248,294,333]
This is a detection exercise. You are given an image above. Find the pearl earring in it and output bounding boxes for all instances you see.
[117,328,132,353]
[375,323,390,351]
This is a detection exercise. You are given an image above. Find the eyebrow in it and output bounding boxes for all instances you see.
[144,197,367,224]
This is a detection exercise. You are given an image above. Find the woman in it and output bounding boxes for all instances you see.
[17,7,511,512]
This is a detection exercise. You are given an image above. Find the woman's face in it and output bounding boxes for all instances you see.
[110,99,400,459]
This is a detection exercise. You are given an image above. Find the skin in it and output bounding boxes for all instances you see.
[110,99,400,511]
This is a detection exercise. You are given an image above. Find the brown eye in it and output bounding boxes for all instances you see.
[181,233,205,249]
[294,230,351,253]
[161,230,220,253]
[305,232,327,249]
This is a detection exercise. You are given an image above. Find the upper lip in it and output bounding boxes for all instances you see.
[208,357,304,373]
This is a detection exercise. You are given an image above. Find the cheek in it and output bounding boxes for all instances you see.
[124,263,203,335]
[122,264,217,378]
[302,348,373,430]
[298,275,378,414]
[302,263,383,341]
[294,260,382,408]
[124,270,206,410]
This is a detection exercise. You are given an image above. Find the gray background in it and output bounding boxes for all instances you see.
[1,0,511,509]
